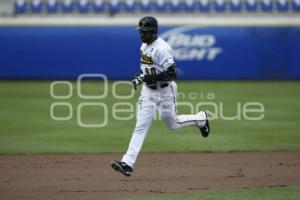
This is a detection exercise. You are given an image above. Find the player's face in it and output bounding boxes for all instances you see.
[139,30,154,44]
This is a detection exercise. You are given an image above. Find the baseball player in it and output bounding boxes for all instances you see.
[111,16,210,177]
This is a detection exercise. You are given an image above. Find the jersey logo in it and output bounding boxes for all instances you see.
[140,51,154,64]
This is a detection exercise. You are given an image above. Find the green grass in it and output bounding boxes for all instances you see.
[0,80,299,154]
[118,186,300,200]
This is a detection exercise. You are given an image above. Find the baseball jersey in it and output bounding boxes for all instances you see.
[140,37,175,84]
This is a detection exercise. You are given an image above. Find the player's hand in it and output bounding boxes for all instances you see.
[132,79,138,90]
[132,75,143,90]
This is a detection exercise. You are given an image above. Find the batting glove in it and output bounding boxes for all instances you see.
[132,75,143,90]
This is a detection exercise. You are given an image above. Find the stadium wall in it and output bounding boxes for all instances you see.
[0,25,299,79]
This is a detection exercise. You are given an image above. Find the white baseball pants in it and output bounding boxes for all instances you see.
[122,81,207,167]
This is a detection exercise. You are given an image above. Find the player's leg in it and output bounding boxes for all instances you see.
[159,100,206,130]
[159,82,207,130]
[121,97,156,168]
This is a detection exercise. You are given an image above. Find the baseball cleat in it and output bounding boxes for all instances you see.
[110,161,133,177]
[198,111,210,138]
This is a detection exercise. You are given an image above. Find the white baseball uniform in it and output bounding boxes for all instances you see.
[122,37,207,167]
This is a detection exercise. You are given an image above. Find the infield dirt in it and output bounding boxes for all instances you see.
[0,152,299,200]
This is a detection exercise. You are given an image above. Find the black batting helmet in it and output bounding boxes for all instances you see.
[136,16,158,33]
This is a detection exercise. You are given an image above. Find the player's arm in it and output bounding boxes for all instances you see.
[142,64,176,84]
[155,63,177,81]
[143,51,177,84]
[150,48,176,82]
